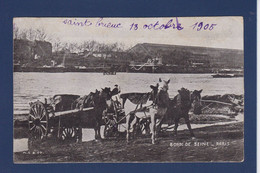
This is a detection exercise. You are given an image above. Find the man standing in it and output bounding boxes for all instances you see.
[111,85,121,108]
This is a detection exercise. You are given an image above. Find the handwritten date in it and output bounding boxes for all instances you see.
[130,18,184,31]
[191,22,217,31]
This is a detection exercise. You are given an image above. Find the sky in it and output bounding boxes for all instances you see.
[13,17,243,50]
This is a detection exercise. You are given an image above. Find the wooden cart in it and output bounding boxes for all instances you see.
[102,100,151,139]
[28,99,94,144]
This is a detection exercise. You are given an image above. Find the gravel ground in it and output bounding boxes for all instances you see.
[14,122,243,163]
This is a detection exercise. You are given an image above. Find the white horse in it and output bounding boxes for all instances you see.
[124,78,170,144]
[124,91,154,143]
[149,78,170,144]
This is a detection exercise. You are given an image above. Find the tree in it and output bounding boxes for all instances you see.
[68,42,79,53]
[27,28,36,41]
[35,28,47,41]
[79,40,99,52]
[13,25,49,42]
[52,38,63,52]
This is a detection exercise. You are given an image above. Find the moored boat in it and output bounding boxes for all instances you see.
[212,69,244,78]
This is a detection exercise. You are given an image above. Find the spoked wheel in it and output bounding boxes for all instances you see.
[60,127,82,143]
[28,101,49,140]
[135,118,150,136]
[103,119,118,139]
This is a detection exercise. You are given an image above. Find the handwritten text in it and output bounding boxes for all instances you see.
[62,18,217,32]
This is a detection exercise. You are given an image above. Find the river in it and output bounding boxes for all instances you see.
[14,72,244,113]
[13,72,244,152]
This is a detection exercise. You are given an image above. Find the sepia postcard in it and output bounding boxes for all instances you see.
[13,17,244,163]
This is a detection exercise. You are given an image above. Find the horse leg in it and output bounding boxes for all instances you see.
[145,119,151,135]
[94,126,98,140]
[97,123,101,139]
[184,115,195,138]
[156,116,164,136]
[94,120,101,140]
[174,118,179,136]
[126,114,131,143]
[77,126,82,143]
[98,116,103,139]
[156,120,161,136]
[94,124,99,140]
[131,116,137,139]
[150,113,156,144]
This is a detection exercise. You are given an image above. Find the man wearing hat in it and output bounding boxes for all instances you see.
[111,84,121,109]
[111,84,120,96]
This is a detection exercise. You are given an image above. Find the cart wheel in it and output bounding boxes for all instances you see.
[28,101,49,140]
[104,123,111,139]
[104,120,118,139]
[135,119,150,136]
[60,127,81,143]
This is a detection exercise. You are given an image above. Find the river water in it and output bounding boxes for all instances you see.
[13,72,244,152]
[14,72,244,114]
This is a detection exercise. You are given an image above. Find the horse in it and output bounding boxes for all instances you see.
[149,78,170,144]
[90,87,111,139]
[71,87,111,139]
[166,88,202,138]
[124,78,170,144]
[124,86,157,143]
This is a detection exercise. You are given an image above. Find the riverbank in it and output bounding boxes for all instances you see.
[14,122,243,163]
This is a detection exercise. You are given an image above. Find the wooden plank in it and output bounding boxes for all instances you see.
[14,107,94,118]
[14,110,29,116]
[201,99,234,106]
[54,107,94,117]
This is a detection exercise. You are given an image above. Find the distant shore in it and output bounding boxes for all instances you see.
[14,66,218,73]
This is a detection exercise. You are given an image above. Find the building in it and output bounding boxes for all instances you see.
[128,43,244,69]
[14,39,52,66]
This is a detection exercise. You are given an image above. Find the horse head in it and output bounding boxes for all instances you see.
[158,78,170,92]
[91,88,112,109]
[191,89,202,102]
[102,87,114,110]
[101,87,112,100]
[155,78,170,108]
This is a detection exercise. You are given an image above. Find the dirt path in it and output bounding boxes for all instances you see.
[14,122,243,163]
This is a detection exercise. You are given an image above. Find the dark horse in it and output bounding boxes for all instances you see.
[72,87,112,139]
[166,88,202,138]
[91,88,111,139]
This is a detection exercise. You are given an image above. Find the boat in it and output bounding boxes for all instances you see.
[212,73,236,78]
[103,71,116,75]
[212,69,244,78]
